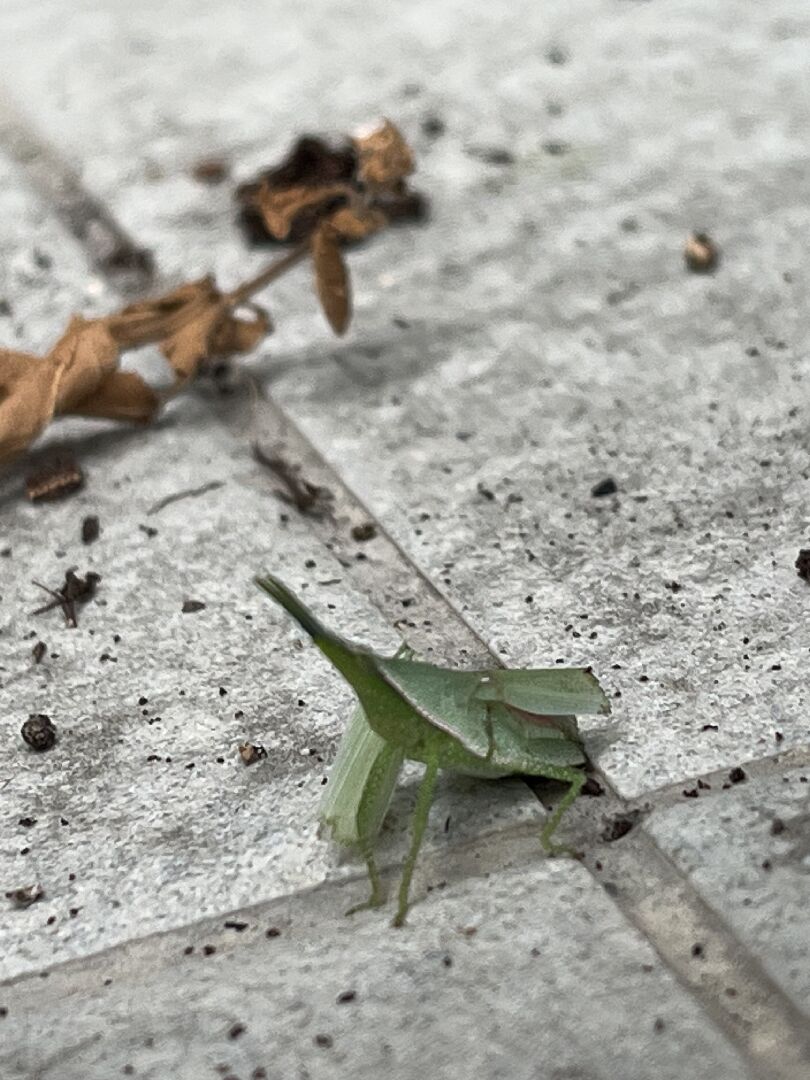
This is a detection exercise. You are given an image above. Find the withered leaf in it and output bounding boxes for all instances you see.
[0,319,119,465]
[108,277,271,384]
[255,184,348,243]
[352,119,414,187]
[329,205,388,242]
[311,225,351,336]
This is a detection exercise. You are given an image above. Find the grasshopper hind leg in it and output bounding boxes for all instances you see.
[538,767,586,857]
[345,838,386,916]
[393,758,440,927]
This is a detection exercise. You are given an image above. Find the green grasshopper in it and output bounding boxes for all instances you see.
[256,574,610,925]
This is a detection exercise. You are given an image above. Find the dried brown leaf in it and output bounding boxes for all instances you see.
[255,184,348,242]
[352,120,414,186]
[311,226,351,336]
[71,370,159,423]
[0,319,119,464]
[108,276,271,384]
[329,205,388,241]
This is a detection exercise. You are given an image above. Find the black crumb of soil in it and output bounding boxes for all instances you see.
[591,477,618,498]
[600,811,640,842]
[81,515,100,544]
[770,818,786,836]
[32,641,47,664]
[224,920,248,932]
[351,522,377,542]
[182,600,206,613]
[336,990,357,1004]
[795,549,810,582]
[21,714,57,751]
[314,1034,333,1049]
[228,1023,246,1040]
[266,927,281,938]
[581,777,605,797]
[728,766,747,785]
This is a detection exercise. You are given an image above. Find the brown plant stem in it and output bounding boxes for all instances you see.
[226,243,309,306]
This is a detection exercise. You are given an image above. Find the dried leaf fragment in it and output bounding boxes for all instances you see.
[107,276,271,384]
[255,184,349,243]
[311,225,351,335]
[5,884,44,909]
[352,119,414,186]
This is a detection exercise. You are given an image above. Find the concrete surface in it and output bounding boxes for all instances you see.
[1,1,810,1078]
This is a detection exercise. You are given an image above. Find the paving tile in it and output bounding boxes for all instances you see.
[646,766,810,1016]
[0,860,753,1080]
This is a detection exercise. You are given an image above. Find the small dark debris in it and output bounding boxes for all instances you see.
[775,731,784,743]
[0,1006,7,1018]
[467,146,514,166]
[421,115,446,138]
[314,1034,333,1048]
[18,817,36,828]
[351,522,377,542]
[182,600,206,614]
[5,884,44,908]
[581,777,605,797]
[224,919,249,932]
[336,990,357,1004]
[32,641,47,664]
[728,767,747,785]
[228,1022,246,1040]
[701,724,719,732]
[139,524,158,538]
[21,714,57,751]
[691,943,704,958]
[653,1018,666,1033]
[770,818,786,836]
[32,570,101,627]
[542,140,569,156]
[683,788,699,799]
[26,458,85,502]
[684,232,719,273]
[546,46,568,64]
[265,927,281,938]
[253,444,333,516]
[191,158,230,185]
[441,954,453,967]
[239,743,267,766]
[795,549,810,582]
[202,944,217,956]
[664,581,683,593]
[477,481,496,501]
[591,477,618,498]
[81,515,100,544]
[183,945,194,955]
[601,812,640,842]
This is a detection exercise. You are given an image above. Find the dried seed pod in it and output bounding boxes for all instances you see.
[684,232,719,273]
[21,714,57,751]
[26,458,85,502]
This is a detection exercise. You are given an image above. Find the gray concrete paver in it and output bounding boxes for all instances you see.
[0,861,754,1080]
[646,766,810,1017]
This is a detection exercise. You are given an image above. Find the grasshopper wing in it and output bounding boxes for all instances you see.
[473,667,611,717]
[375,657,492,758]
